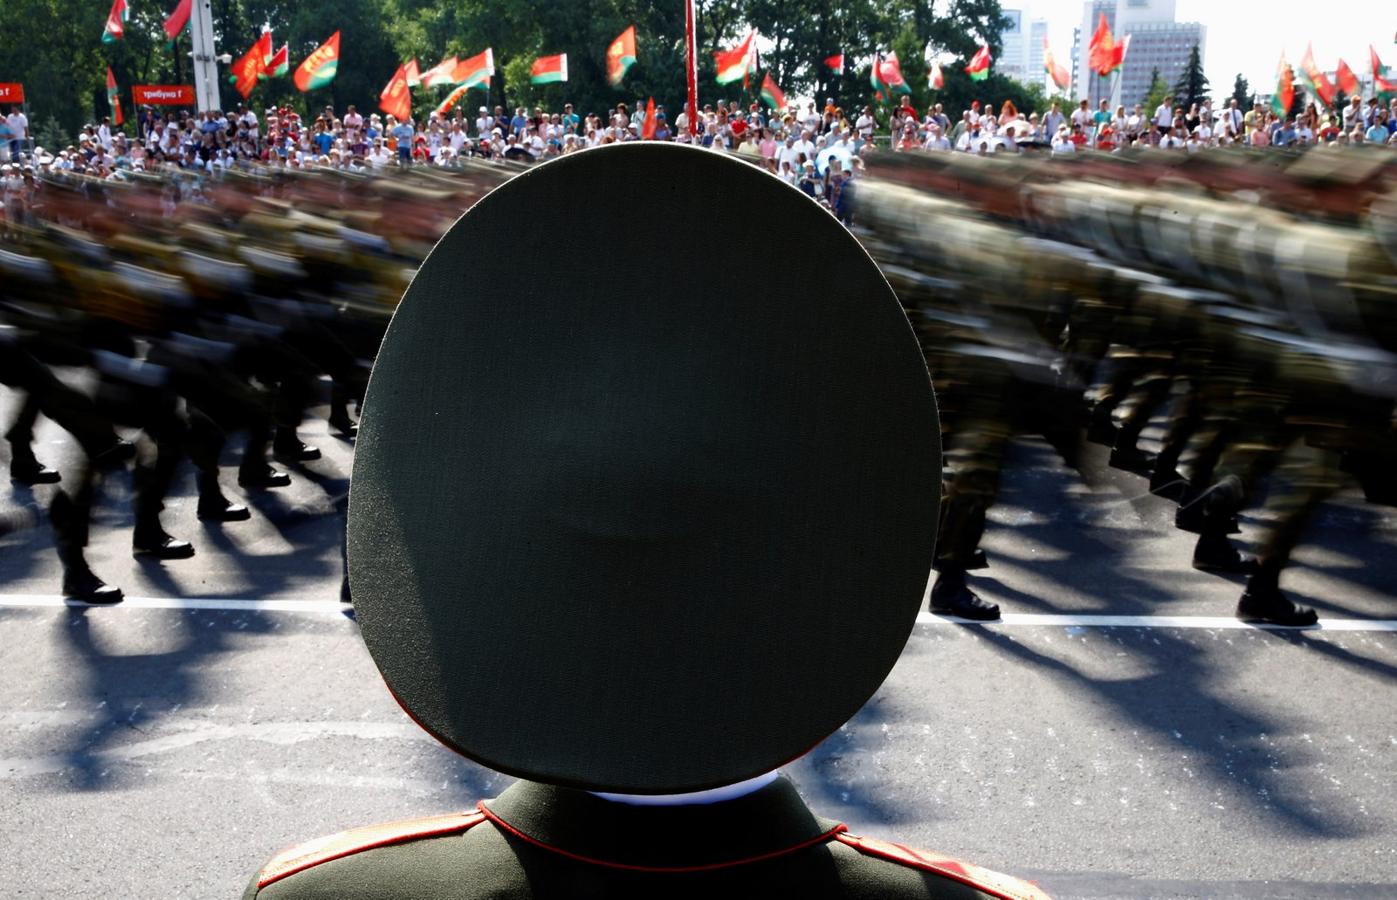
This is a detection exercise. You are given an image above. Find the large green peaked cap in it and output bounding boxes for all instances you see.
[348,143,940,794]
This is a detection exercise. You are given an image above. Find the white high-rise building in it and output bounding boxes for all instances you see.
[1028,19,1049,88]
[1073,0,1205,108]
[999,9,1027,82]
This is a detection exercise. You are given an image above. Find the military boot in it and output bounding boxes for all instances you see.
[929,568,1001,621]
[1191,532,1258,575]
[1237,567,1318,627]
[196,471,251,522]
[52,492,122,604]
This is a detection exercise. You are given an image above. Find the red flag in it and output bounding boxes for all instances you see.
[607,25,638,87]
[1335,58,1359,96]
[229,33,269,99]
[380,63,411,122]
[1044,37,1070,90]
[163,0,191,41]
[1300,44,1337,105]
[403,58,421,87]
[964,45,991,81]
[106,66,124,126]
[1372,46,1397,95]
[824,53,844,73]
[1088,13,1126,77]
[713,29,757,84]
[420,56,458,88]
[641,96,657,139]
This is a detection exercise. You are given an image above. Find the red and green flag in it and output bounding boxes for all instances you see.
[1335,58,1359,97]
[102,0,128,43]
[871,52,911,94]
[106,65,123,126]
[714,29,757,85]
[420,56,458,88]
[380,63,411,122]
[1044,37,1071,90]
[530,53,567,84]
[1372,46,1397,98]
[641,96,657,139]
[403,59,421,87]
[229,31,271,99]
[264,44,289,79]
[434,84,469,118]
[164,0,191,41]
[607,26,637,86]
[824,53,844,73]
[1298,43,1337,106]
[294,30,341,92]
[453,48,495,87]
[964,45,992,81]
[1087,13,1128,77]
[1271,53,1294,117]
[928,62,944,90]
[759,72,786,110]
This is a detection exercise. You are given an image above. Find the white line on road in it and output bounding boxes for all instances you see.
[2,593,1396,631]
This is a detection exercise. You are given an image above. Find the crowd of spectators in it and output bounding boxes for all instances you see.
[2,88,1396,226]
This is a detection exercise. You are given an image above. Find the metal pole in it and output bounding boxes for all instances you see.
[685,0,698,135]
[189,0,221,112]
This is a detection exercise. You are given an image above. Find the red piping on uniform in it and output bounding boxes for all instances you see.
[477,800,848,874]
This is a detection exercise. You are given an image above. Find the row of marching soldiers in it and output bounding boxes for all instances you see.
[856,145,1397,626]
[1,161,516,602]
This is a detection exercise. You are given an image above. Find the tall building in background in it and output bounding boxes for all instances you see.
[1027,19,1049,88]
[1073,0,1205,108]
[999,9,1027,82]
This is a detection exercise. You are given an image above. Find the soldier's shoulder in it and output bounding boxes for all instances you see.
[829,831,1051,900]
[245,809,488,898]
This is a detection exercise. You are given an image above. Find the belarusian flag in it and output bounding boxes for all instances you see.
[1372,46,1397,97]
[1335,58,1359,96]
[1087,13,1128,77]
[607,26,637,86]
[1271,53,1294,117]
[759,72,786,110]
[434,84,469,118]
[102,0,127,43]
[871,52,910,94]
[928,62,944,90]
[1044,37,1070,89]
[265,45,289,78]
[380,63,411,122]
[106,66,123,126]
[1298,43,1336,106]
[164,0,191,41]
[229,32,271,99]
[714,29,756,85]
[530,53,567,84]
[294,30,341,92]
[453,48,495,87]
[824,53,844,73]
[964,45,991,81]
[420,56,458,88]
[403,59,421,87]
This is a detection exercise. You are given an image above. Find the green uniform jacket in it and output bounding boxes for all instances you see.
[244,776,1049,899]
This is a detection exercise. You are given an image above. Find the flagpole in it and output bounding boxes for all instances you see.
[684,0,698,136]
[189,0,221,112]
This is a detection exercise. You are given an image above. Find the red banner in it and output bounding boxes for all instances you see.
[0,83,24,103]
[133,84,195,105]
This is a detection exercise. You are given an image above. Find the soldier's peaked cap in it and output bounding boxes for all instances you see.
[348,143,941,795]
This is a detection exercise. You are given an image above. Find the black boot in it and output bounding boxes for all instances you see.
[10,456,61,485]
[1192,533,1258,575]
[929,568,1000,621]
[61,565,124,604]
[273,428,321,462]
[196,472,250,522]
[132,516,195,559]
[1237,567,1317,627]
[238,461,291,489]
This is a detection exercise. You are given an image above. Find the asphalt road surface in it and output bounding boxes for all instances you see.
[2,389,1396,899]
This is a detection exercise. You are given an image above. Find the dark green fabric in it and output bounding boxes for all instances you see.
[347,143,941,793]
[247,779,997,900]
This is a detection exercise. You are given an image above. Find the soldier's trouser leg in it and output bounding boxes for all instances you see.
[1114,375,1172,455]
[5,393,42,462]
[130,400,187,547]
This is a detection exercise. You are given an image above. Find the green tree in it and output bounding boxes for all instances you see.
[1230,72,1250,109]
[1172,42,1208,110]
[1143,67,1168,115]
